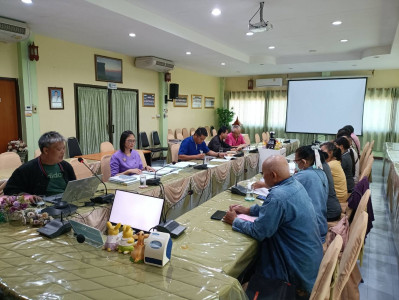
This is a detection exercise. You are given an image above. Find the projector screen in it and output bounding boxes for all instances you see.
[285,78,367,135]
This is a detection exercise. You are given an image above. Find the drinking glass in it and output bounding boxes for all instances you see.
[140,174,147,187]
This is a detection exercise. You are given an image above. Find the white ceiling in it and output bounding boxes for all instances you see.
[1,0,399,77]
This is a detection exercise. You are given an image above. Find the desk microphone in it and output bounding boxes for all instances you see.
[147,162,176,186]
[77,157,114,204]
[193,150,208,170]
[230,176,247,196]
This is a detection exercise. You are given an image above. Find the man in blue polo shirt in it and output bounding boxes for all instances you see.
[178,127,224,161]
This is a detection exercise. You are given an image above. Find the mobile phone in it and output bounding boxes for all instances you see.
[211,210,226,220]
[256,195,267,201]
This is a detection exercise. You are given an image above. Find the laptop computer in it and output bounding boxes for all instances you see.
[109,190,164,233]
[43,176,101,204]
[41,176,101,217]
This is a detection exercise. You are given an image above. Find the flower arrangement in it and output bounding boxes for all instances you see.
[0,195,33,213]
[7,139,28,153]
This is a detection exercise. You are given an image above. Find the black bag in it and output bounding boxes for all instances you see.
[245,273,297,300]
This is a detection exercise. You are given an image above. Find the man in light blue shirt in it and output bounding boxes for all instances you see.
[224,155,322,294]
[178,127,223,161]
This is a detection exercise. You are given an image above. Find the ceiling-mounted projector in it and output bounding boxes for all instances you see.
[249,2,273,33]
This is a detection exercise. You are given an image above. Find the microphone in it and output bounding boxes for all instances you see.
[77,157,114,204]
[147,162,176,186]
[230,176,248,196]
[193,150,208,170]
[76,234,85,243]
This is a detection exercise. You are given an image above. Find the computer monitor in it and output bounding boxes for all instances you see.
[109,190,164,232]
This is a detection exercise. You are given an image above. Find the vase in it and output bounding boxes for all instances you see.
[17,152,27,163]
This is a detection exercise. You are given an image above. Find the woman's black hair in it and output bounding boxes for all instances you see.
[343,125,354,134]
[335,136,356,175]
[336,128,351,139]
[321,141,342,161]
[120,130,135,152]
[218,126,228,136]
[295,145,325,166]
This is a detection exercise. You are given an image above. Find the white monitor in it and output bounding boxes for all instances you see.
[109,190,164,232]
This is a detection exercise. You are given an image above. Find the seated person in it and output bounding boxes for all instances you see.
[207,126,237,152]
[293,146,328,243]
[321,142,348,204]
[335,137,355,192]
[225,125,247,149]
[110,130,155,176]
[178,127,224,161]
[4,131,76,196]
[224,155,323,296]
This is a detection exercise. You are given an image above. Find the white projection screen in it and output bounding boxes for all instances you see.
[286,78,367,135]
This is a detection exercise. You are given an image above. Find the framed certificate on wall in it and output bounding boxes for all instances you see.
[174,95,188,107]
[204,97,215,108]
[142,93,155,107]
[191,95,202,109]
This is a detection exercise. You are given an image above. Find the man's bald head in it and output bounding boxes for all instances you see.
[262,155,290,188]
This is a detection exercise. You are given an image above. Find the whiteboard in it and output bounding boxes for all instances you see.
[285,78,367,135]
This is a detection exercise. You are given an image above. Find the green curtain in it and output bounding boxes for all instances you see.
[77,87,108,154]
[112,89,138,149]
[359,88,397,152]
[229,91,266,142]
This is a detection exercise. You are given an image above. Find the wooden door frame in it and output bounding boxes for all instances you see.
[74,83,140,145]
[0,77,22,139]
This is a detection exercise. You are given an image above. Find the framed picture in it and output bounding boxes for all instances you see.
[191,95,202,109]
[142,93,155,107]
[174,95,188,107]
[95,54,123,83]
[204,97,215,108]
[48,87,64,110]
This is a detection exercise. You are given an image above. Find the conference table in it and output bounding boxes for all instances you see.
[383,142,399,254]
[0,176,263,299]
[105,152,259,220]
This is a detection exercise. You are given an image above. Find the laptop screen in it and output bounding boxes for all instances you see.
[109,190,164,232]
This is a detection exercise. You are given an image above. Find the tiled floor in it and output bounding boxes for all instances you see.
[359,160,399,299]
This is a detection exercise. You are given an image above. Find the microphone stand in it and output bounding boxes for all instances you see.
[147,162,176,186]
[78,157,114,204]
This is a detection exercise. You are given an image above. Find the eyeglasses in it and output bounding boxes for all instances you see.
[126,139,136,143]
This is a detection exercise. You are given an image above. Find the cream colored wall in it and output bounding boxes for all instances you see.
[167,67,220,133]
[34,35,159,140]
[0,42,18,78]
[225,69,399,91]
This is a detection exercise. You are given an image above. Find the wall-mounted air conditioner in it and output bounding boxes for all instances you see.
[135,56,175,72]
[256,78,283,87]
[0,17,30,42]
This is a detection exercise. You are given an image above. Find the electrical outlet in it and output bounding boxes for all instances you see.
[33,105,38,113]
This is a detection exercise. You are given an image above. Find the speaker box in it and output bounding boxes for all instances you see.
[169,83,179,99]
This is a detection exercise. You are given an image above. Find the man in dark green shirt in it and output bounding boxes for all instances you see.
[4,131,76,196]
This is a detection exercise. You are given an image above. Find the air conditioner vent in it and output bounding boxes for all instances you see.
[0,17,30,42]
[135,56,175,72]
[0,22,26,35]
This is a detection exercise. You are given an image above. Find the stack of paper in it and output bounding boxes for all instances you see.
[171,161,197,168]
[142,167,175,176]
[108,174,138,185]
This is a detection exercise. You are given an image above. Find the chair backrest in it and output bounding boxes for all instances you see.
[310,235,343,300]
[359,156,373,181]
[190,128,195,136]
[262,132,267,141]
[360,146,372,173]
[151,131,162,147]
[182,128,189,139]
[170,144,180,163]
[100,141,114,153]
[167,133,175,141]
[212,128,217,136]
[69,158,93,180]
[361,141,369,157]
[175,128,184,140]
[139,132,150,148]
[136,149,147,168]
[100,154,112,182]
[255,133,261,144]
[0,152,22,170]
[204,126,210,136]
[350,189,370,232]
[67,137,83,158]
[168,129,173,135]
[369,140,375,151]
[331,211,368,300]
[34,148,41,158]
[243,134,251,145]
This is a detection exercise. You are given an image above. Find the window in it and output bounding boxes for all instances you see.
[229,91,265,127]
